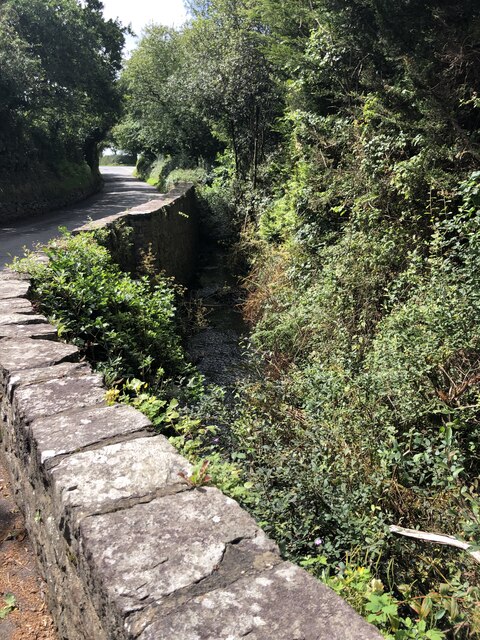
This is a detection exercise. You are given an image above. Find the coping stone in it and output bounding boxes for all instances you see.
[0,323,57,339]
[50,435,189,519]
[138,562,380,640]
[0,270,30,282]
[0,280,30,299]
[13,372,105,423]
[79,488,276,621]
[0,298,35,313]
[0,313,48,326]
[0,338,78,371]
[8,362,92,390]
[30,404,153,468]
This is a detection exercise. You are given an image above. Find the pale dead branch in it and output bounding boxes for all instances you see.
[390,525,480,564]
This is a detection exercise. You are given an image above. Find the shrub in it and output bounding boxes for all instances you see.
[12,232,186,387]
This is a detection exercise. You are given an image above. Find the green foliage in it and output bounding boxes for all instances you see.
[322,564,446,639]
[12,232,185,387]
[165,166,208,190]
[311,558,480,639]
[0,594,16,620]
[0,159,99,210]
[0,0,125,193]
[115,0,282,187]
[99,154,137,166]
[169,387,257,503]
[142,156,175,189]
[115,24,218,162]
[224,173,480,637]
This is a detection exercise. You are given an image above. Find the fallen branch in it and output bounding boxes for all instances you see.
[389,525,480,564]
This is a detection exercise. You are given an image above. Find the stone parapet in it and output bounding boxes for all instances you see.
[0,193,382,639]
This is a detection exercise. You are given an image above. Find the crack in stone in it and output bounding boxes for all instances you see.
[125,534,282,639]
[7,363,92,394]
[71,482,193,526]
[43,428,156,471]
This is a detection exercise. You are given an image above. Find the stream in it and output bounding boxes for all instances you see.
[186,243,248,387]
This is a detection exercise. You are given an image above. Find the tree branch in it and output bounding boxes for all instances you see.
[390,525,480,564]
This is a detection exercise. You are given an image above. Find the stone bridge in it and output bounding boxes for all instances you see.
[0,185,381,639]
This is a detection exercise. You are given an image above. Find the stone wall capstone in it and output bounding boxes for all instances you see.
[0,187,382,639]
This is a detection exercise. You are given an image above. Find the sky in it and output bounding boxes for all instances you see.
[100,0,188,50]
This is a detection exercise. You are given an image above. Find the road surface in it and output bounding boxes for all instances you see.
[0,167,160,269]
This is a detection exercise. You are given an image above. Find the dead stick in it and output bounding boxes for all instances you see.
[389,525,480,564]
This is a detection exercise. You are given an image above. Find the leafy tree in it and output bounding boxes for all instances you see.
[117,0,282,186]
[116,25,216,162]
[0,0,125,175]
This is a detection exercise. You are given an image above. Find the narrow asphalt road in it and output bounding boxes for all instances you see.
[0,166,161,269]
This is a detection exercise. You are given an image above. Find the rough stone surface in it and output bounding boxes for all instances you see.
[0,270,30,282]
[79,488,279,633]
[0,322,57,339]
[0,338,78,371]
[51,435,190,520]
[0,280,29,299]
[0,313,48,326]
[0,298,35,313]
[7,361,91,390]
[138,562,378,640]
[13,372,105,423]
[31,404,153,468]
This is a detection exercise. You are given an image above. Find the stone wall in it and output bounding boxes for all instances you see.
[0,167,102,224]
[0,190,382,639]
[75,183,198,285]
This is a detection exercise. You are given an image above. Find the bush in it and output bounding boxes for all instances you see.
[99,153,137,166]
[165,166,208,190]
[12,232,186,387]
[219,173,480,637]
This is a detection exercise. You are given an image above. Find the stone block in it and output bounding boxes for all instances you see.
[0,270,30,282]
[0,313,48,326]
[30,404,153,469]
[0,323,57,339]
[13,372,105,423]
[0,298,35,313]
[137,562,382,640]
[79,488,276,632]
[0,280,30,299]
[0,338,78,371]
[8,362,91,390]
[50,435,189,520]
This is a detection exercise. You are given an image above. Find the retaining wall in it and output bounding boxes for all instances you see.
[75,183,198,285]
[0,188,382,639]
[0,166,102,224]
